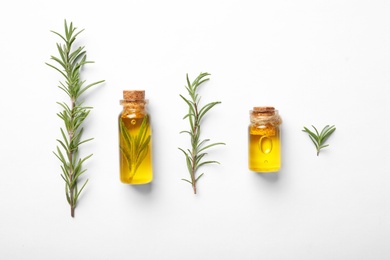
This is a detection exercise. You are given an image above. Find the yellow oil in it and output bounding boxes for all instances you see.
[248,124,281,172]
[119,115,153,184]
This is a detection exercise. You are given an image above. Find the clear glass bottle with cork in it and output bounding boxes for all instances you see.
[118,90,153,184]
[248,106,282,172]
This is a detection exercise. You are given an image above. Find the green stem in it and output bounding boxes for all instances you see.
[191,100,200,194]
[71,206,75,218]
[69,100,75,217]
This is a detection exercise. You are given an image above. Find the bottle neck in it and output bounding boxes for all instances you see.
[250,110,282,126]
[120,100,148,118]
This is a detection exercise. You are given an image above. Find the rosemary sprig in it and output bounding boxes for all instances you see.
[179,72,225,194]
[46,20,104,217]
[119,116,151,181]
[302,125,336,156]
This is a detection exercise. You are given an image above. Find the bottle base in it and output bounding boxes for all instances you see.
[249,167,280,173]
[120,179,153,185]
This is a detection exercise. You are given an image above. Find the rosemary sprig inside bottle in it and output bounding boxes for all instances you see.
[302,125,336,156]
[179,72,225,194]
[119,115,151,181]
[46,20,104,217]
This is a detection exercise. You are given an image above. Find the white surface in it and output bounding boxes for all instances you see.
[1,0,390,259]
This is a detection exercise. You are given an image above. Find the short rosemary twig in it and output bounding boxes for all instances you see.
[302,125,336,156]
[179,72,225,194]
[46,20,104,217]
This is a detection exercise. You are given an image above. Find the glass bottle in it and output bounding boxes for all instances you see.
[119,90,153,184]
[248,106,282,172]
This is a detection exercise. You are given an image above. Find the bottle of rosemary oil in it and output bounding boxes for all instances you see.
[248,106,282,172]
[119,90,153,184]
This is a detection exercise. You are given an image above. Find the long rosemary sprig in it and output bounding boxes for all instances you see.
[119,116,151,180]
[302,125,336,156]
[46,20,104,217]
[179,72,225,194]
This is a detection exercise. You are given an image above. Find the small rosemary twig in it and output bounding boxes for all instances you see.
[302,125,336,156]
[179,72,225,194]
[46,20,104,217]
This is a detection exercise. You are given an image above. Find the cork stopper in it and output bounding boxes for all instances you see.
[253,106,275,116]
[123,90,145,101]
[250,106,281,126]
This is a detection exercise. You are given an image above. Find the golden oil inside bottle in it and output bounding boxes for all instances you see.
[248,124,281,172]
[248,107,282,172]
[119,90,153,184]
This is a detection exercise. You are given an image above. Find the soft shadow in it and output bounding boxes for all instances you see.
[256,171,279,183]
[128,183,153,195]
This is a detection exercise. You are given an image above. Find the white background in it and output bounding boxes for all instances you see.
[1,0,390,259]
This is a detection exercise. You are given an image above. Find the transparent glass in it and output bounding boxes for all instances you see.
[248,107,282,172]
[119,98,153,184]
